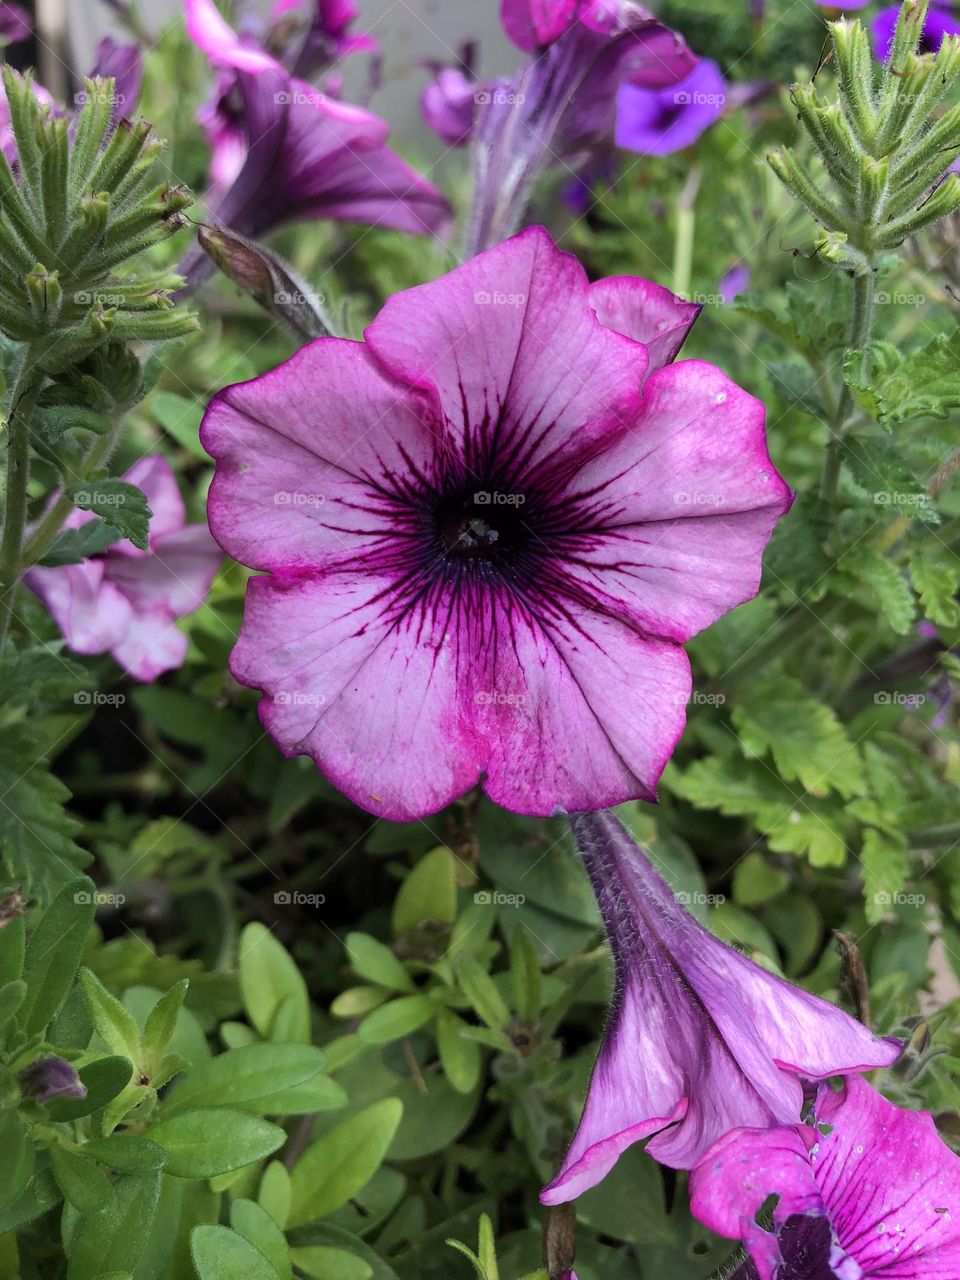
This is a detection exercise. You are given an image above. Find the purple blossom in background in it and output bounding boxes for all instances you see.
[719,263,750,302]
[873,4,960,58]
[181,0,450,288]
[501,0,584,50]
[87,36,144,124]
[200,227,791,820]
[25,457,222,682]
[540,813,900,1202]
[818,0,871,9]
[0,3,30,44]
[468,2,696,251]
[270,0,377,80]
[420,59,477,147]
[19,1055,86,1104]
[690,1076,960,1279]
[0,76,55,165]
[616,58,727,155]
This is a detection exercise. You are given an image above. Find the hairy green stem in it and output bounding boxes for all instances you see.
[0,356,44,649]
[671,165,701,301]
[820,269,876,503]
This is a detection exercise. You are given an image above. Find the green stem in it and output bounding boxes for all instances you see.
[820,269,876,504]
[671,165,701,301]
[0,356,44,649]
[20,419,122,569]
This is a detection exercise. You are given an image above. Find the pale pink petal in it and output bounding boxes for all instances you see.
[185,0,280,73]
[105,525,222,619]
[24,560,133,655]
[588,275,700,373]
[201,339,445,575]
[110,610,190,681]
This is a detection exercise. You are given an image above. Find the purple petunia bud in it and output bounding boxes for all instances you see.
[19,1055,87,1105]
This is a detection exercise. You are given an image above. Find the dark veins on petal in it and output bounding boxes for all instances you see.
[777,1213,843,1280]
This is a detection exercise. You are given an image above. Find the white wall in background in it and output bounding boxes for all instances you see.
[64,0,521,152]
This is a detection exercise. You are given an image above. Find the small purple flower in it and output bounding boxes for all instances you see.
[25,457,222,682]
[719,263,751,303]
[873,4,960,58]
[270,0,377,79]
[19,1055,86,1105]
[690,1076,960,1279]
[616,58,727,155]
[421,65,477,147]
[540,813,901,1202]
[0,3,30,44]
[501,0,584,50]
[88,36,144,124]
[200,227,791,820]
[183,0,450,288]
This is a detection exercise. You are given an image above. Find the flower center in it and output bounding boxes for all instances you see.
[436,487,531,566]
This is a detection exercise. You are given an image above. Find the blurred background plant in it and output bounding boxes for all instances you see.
[0,1,959,1278]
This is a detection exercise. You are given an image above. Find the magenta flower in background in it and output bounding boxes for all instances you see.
[87,36,144,124]
[616,58,727,155]
[719,263,751,303]
[25,457,222,682]
[500,0,584,51]
[0,3,30,44]
[420,64,477,148]
[540,812,901,1203]
[201,227,791,821]
[181,0,450,288]
[873,3,960,58]
[690,1076,960,1279]
[270,0,377,79]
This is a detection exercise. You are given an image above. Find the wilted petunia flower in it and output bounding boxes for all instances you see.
[616,58,727,155]
[19,1055,86,1104]
[25,457,222,682]
[540,812,901,1203]
[873,3,960,58]
[182,0,450,287]
[201,226,792,820]
[468,2,696,250]
[690,1076,960,1279]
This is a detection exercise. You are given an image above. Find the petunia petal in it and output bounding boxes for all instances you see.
[24,560,133,656]
[365,226,650,489]
[110,609,190,682]
[105,525,222,620]
[588,275,701,373]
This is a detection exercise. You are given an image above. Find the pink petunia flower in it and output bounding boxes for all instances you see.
[690,1076,960,1279]
[541,813,902,1202]
[182,0,450,288]
[24,457,222,682]
[200,227,793,820]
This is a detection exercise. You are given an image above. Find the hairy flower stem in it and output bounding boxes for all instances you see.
[0,356,44,649]
[20,420,123,570]
[672,165,701,300]
[820,268,876,504]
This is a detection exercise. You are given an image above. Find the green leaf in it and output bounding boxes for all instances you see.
[847,330,960,424]
[733,676,865,798]
[80,1135,166,1172]
[288,1098,403,1226]
[20,877,95,1035]
[766,358,826,418]
[65,1170,161,1280]
[436,1008,482,1095]
[140,978,189,1076]
[861,828,912,924]
[911,547,960,628]
[66,480,152,550]
[50,1144,112,1214]
[148,1109,286,1178]
[0,732,91,899]
[840,436,939,524]
[0,979,25,1028]
[288,1246,373,1280]
[510,927,542,1022]
[163,1043,342,1117]
[238,923,310,1043]
[392,847,457,934]
[0,1112,32,1210]
[231,1198,291,1280]
[345,934,414,993]
[150,391,207,458]
[258,1160,291,1230]
[454,954,510,1031]
[837,547,915,634]
[191,1225,278,1280]
[80,968,143,1061]
[732,852,790,906]
[37,517,119,566]
[357,995,436,1045]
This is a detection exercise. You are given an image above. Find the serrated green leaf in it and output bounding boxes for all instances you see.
[911,547,960,628]
[66,480,152,550]
[838,548,915,634]
[861,828,912,924]
[733,676,865,798]
[848,330,960,424]
[840,436,939,523]
[37,517,119,566]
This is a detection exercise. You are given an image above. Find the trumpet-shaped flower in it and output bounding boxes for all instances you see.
[616,58,727,155]
[873,4,960,59]
[690,1076,960,1280]
[270,0,376,78]
[201,226,791,820]
[182,0,449,287]
[540,813,901,1203]
[24,457,222,682]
